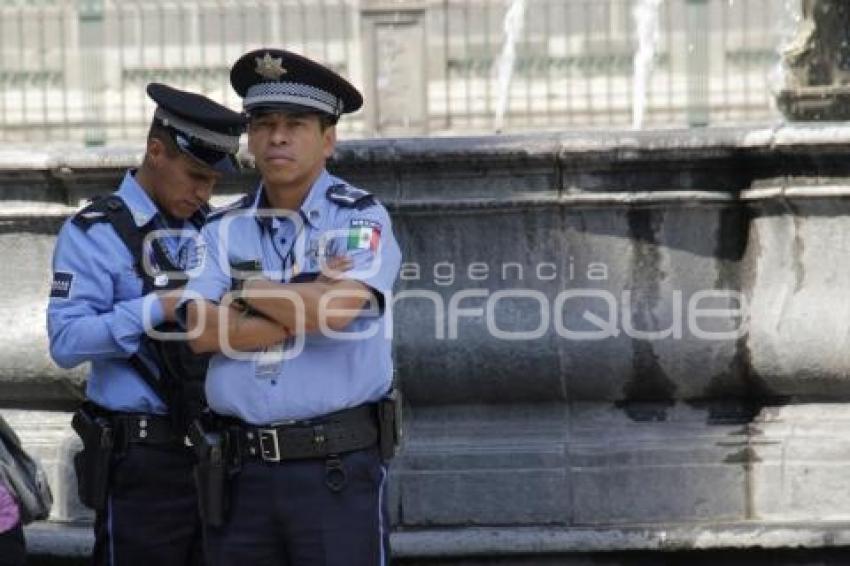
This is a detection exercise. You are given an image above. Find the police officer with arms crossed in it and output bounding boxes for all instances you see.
[47,84,245,566]
[179,48,402,565]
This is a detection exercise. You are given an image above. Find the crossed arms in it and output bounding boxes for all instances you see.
[184,257,374,354]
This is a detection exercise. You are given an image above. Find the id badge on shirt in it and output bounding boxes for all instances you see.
[255,343,284,378]
[254,336,302,379]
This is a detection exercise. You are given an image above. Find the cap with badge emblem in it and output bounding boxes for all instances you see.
[146,83,245,174]
[229,48,363,120]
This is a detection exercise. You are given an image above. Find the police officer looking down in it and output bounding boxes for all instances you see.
[178,49,402,565]
[47,84,244,566]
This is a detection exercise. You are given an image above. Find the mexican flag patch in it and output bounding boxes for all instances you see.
[348,219,381,251]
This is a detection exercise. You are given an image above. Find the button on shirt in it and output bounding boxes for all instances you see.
[47,171,201,414]
[182,170,401,424]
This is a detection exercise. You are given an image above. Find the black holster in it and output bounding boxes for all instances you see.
[190,421,230,528]
[377,387,403,462]
[71,404,115,512]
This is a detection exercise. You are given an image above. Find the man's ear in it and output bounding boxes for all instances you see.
[146,137,165,167]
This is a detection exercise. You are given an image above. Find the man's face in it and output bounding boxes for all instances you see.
[247,111,336,191]
[151,142,221,219]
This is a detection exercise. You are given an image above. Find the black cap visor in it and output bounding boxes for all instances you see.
[172,130,239,174]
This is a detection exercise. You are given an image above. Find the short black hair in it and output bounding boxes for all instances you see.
[319,114,338,131]
[147,121,180,158]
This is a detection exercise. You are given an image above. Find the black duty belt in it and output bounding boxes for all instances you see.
[231,404,379,463]
[111,413,182,445]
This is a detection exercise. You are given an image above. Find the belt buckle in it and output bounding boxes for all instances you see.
[258,428,280,462]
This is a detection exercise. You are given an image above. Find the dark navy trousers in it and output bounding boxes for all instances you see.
[93,442,204,566]
[204,446,389,566]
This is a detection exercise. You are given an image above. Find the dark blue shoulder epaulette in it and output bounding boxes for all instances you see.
[326,183,375,210]
[207,192,254,222]
[71,195,124,230]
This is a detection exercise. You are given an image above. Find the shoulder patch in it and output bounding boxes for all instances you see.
[347,219,382,251]
[50,271,74,299]
[326,183,376,210]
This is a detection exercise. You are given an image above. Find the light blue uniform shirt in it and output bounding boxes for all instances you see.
[182,170,401,424]
[47,171,201,414]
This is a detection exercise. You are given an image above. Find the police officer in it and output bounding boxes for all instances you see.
[179,48,401,565]
[47,84,244,566]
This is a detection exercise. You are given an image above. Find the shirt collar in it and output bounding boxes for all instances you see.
[300,170,331,229]
[115,170,162,228]
[253,169,332,231]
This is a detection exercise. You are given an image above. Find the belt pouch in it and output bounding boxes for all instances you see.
[377,390,402,462]
[193,431,228,527]
[71,406,114,512]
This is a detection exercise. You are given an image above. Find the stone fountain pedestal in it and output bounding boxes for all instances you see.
[11,125,850,563]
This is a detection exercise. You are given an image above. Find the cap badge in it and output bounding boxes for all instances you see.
[254,52,287,80]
